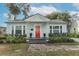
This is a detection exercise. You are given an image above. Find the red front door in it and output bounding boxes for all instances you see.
[35,24,40,38]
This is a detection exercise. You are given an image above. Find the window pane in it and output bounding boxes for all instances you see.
[15,26,22,35]
[16,26,21,30]
[16,30,21,35]
[53,26,59,29]
[53,30,59,33]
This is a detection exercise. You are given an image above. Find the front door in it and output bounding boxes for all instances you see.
[35,24,40,38]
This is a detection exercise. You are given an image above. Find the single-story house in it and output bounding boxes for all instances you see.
[6,13,68,43]
[6,14,67,39]
[70,15,79,34]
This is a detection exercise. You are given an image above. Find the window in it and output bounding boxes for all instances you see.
[15,26,22,35]
[53,26,59,33]
[53,26,59,29]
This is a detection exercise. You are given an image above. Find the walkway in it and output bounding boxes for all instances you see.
[28,44,79,52]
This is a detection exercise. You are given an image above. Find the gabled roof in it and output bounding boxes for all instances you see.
[24,13,50,22]
[6,13,66,24]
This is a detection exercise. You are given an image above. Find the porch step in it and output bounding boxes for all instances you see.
[27,38,48,44]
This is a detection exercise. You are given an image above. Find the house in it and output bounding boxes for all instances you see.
[0,26,6,35]
[70,14,79,34]
[6,14,67,43]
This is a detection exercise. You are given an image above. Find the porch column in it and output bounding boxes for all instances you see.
[22,25,23,35]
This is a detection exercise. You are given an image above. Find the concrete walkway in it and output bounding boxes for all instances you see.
[28,44,79,52]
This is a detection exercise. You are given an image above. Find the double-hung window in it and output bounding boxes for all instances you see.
[53,26,59,33]
[15,26,22,35]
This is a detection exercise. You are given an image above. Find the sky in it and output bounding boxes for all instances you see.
[0,3,79,27]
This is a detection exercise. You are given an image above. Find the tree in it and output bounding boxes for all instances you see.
[16,3,31,19]
[46,11,71,33]
[46,12,62,19]
[5,3,31,20]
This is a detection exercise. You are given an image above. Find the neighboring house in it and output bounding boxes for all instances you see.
[0,27,6,35]
[70,15,79,34]
[6,14,67,39]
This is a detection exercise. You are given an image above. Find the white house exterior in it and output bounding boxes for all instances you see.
[6,14,67,39]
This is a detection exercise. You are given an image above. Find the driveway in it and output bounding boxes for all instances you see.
[71,38,79,42]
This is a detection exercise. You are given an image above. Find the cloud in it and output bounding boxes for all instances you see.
[30,6,57,16]
[72,3,79,9]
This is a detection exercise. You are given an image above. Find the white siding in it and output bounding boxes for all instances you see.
[62,24,67,33]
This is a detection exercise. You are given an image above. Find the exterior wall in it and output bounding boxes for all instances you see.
[6,22,67,38]
[26,22,49,38]
[62,24,67,33]
[6,23,27,35]
[6,24,12,34]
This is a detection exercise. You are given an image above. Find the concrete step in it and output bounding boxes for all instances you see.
[27,38,48,44]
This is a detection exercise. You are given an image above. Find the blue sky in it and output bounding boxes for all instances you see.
[0,3,79,27]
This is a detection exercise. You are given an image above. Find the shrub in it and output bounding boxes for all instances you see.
[0,36,7,43]
[6,35,26,43]
[48,33,74,43]
[0,36,6,39]
[67,33,78,38]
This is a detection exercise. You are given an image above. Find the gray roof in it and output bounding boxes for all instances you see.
[49,19,67,24]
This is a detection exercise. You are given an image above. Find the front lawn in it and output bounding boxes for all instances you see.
[0,43,79,56]
[0,43,29,56]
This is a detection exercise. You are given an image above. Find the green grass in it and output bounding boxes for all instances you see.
[0,43,29,56]
[49,42,79,45]
[25,51,79,56]
[0,43,79,56]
